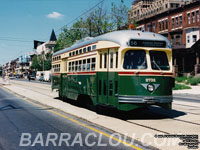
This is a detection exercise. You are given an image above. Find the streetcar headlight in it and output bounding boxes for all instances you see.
[147,84,155,92]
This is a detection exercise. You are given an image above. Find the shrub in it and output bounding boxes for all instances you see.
[189,77,200,85]
[173,83,191,90]
[175,76,187,83]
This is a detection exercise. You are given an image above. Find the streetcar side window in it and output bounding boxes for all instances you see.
[149,51,170,70]
[79,60,82,72]
[123,50,147,69]
[104,53,107,69]
[83,48,87,53]
[110,52,113,69]
[75,61,78,71]
[76,50,78,55]
[83,59,86,71]
[92,45,96,50]
[100,54,102,69]
[79,49,82,54]
[69,62,71,72]
[87,58,91,71]
[91,58,96,70]
[87,46,91,52]
[72,62,74,72]
[116,52,118,68]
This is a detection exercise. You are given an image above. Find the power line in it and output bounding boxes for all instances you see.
[56,0,105,33]
[0,38,32,43]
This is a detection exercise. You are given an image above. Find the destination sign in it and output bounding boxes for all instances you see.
[129,39,166,48]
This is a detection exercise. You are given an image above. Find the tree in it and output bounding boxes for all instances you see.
[30,55,42,71]
[111,0,129,30]
[87,6,113,36]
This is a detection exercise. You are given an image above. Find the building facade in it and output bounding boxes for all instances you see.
[130,0,200,76]
[36,29,57,55]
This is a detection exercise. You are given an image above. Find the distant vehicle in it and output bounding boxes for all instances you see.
[30,75,36,80]
[15,74,22,79]
[9,76,15,79]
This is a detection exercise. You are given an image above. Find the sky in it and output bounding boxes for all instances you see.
[0,0,133,65]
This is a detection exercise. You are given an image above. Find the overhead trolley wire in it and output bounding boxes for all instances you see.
[55,0,105,33]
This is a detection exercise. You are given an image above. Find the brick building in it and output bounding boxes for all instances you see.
[131,0,200,76]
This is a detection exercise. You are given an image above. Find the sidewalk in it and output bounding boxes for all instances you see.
[173,85,200,95]
[0,77,10,85]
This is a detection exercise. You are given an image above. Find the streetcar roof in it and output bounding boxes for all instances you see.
[53,30,171,56]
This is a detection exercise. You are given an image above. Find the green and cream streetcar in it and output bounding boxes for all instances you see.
[52,30,174,111]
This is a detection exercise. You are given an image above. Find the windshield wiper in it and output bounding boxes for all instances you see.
[152,60,162,71]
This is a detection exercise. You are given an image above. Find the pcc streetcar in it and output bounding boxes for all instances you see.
[52,30,174,111]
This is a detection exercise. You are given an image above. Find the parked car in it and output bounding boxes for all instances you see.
[30,75,36,80]
[15,74,22,79]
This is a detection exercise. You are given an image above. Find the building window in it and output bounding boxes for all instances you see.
[176,17,178,27]
[179,16,182,26]
[187,35,190,43]
[193,35,197,42]
[197,10,199,22]
[159,22,161,31]
[188,13,191,24]
[165,20,168,29]
[192,12,195,23]
[172,18,175,28]
[162,21,165,30]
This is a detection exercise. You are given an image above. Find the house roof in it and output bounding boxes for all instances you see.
[49,29,57,42]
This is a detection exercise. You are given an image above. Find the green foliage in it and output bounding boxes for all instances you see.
[173,83,191,90]
[30,54,52,71]
[187,77,200,85]
[111,0,129,30]
[54,1,129,53]
[175,76,187,82]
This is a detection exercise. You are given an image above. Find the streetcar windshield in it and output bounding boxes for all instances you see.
[123,50,147,69]
[149,51,170,70]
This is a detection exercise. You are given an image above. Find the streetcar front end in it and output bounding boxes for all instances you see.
[117,41,174,111]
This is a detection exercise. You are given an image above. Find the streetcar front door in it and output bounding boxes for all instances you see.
[97,49,118,107]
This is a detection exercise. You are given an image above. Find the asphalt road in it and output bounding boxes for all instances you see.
[0,87,145,150]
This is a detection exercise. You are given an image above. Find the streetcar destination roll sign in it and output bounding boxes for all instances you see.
[129,39,166,48]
